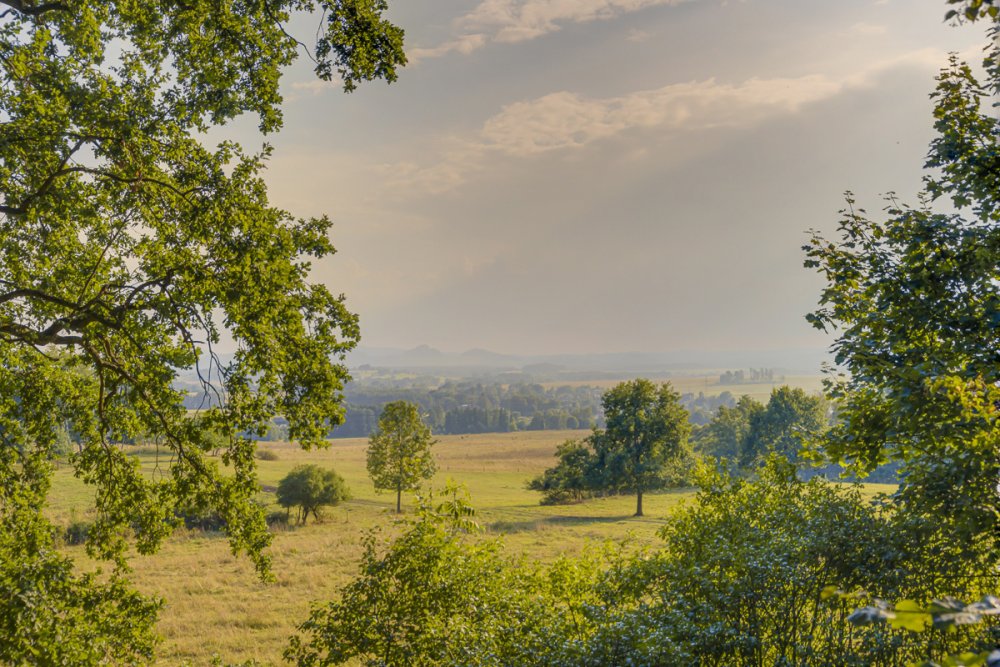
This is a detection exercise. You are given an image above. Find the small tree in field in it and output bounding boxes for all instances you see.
[367,401,437,513]
[276,465,350,525]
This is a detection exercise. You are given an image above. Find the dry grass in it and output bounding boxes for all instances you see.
[48,428,893,665]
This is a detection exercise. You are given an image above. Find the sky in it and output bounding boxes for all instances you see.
[227,0,989,357]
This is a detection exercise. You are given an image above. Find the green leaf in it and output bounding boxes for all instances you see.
[890,600,933,633]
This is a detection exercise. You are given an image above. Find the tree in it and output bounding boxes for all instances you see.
[277,465,350,525]
[945,0,1000,20]
[0,0,405,660]
[367,401,437,513]
[741,387,828,466]
[804,43,1000,549]
[594,379,690,516]
[695,395,764,461]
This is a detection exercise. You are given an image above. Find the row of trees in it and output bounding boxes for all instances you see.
[338,380,749,437]
[532,383,829,507]
[334,381,602,437]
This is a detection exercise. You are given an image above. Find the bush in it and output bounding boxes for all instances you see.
[175,505,227,532]
[265,511,290,530]
[528,439,597,505]
[276,465,350,525]
[255,448,279,461]
[565,457,997,667]
[286,490,604,666]
[63,520,92,546]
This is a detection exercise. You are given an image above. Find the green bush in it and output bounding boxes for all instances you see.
[286,489,603,666]
[276,465,350,525]
[63,520,92,546]
[287,463,998,667]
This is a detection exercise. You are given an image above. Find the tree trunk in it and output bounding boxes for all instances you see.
[635,488,644,517]
[396,483,402,514]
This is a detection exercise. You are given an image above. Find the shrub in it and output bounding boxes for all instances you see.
[286,489,604,666]
[265,511,290,530]
[276,465,350,525]
[255,448,279,461]
[63,520,92,546]
[175,506,227,532]
[567,457,996,667]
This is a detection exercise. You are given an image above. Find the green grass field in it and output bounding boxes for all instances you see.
[47,428,891,665]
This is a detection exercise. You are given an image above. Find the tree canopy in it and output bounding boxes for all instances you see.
[740,387,827,466]
[0,0,405,661]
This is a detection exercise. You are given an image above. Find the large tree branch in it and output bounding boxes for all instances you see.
[0,0,68,17]
[0,321,82,345]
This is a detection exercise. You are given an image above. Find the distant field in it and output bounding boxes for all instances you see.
[48,427,888,665]
[542,373,826,402]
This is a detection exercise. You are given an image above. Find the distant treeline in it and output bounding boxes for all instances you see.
[332,381,601,437]
[330,380,741,438]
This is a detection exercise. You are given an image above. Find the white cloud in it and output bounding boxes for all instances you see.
[373,47,952,194]
[478,76,845,156]
[413,0,689,60]
[409,34,488,63]
[375,73,848,193]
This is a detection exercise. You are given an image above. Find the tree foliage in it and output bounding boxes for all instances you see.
[366,401,436,513]
[276,464,350,525]
[527,438,597,505]
[694,394,764,461]
[804,46,1000,549]
[0,471,161,665]
[0,0,404,660]
[741,386,828,465]
[945,0,1000,21]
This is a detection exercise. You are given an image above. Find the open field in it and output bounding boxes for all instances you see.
[47,428,891,665]
[541,374,826,402]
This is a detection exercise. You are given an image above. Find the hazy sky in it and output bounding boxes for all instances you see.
[231,0,988,356]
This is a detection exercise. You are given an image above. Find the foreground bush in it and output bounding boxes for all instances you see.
[290,464,998,666]
[286,487,607,666]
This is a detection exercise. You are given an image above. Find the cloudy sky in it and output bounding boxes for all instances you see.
[233,0,989,357]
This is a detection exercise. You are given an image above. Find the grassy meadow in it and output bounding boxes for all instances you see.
[46,425,889,665]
